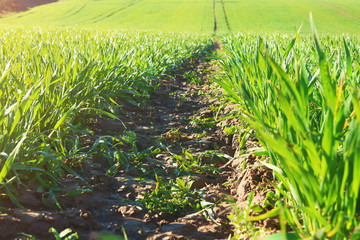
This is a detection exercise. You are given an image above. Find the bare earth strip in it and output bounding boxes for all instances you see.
[0,0,56,15]
[0,39,279,239]
[0,43,234,240]
[320,2,360,21]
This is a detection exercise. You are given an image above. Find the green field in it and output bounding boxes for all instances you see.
[0,0,360,239]
[223,0,360,34]
[0,0,214,32]
[2,0,360,34]
[220,31,360,238]
[0,25,213,208]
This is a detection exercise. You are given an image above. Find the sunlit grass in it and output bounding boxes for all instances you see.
[0,25,213,208]
[219,19,360,238]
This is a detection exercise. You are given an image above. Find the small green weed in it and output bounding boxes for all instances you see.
[227,192,267,240]
[139,174,203,214]
[21,228,78,240]
[90,131,159,176]
[172,149,222,174]
[185,71,203,85]
[190,116,216,132]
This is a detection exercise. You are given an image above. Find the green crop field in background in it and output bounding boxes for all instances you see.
[223,0,360,34]
[0,0,215,33]
[2,0,360,34]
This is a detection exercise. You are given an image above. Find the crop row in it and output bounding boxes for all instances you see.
[0,26,213,206]
[219,22,360,239]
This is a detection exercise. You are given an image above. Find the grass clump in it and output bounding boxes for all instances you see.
[139,175,203,214]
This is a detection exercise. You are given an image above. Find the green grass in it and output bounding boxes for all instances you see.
[0,0,360,238]
[219,19,360,238]
[223,0,360,35]
[2,0,360,34]
[0,0,214,33]
[323,0,360,19]
[0,25,213,208]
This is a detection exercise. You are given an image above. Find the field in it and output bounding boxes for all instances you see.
[0,0,359,239]
[220,31,360,238]
[2,0,360,34]
[0,0,214,32]
[223,0,360,34]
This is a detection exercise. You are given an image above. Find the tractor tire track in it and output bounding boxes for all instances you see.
[55,4,86,20]
[91,0,143,24]
[320,2,360,22]
[213,0,218,34]
[220,0,231,32]
[68,4,86,17]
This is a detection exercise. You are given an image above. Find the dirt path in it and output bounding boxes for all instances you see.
[0,41,277,240]
[0,43,235,240]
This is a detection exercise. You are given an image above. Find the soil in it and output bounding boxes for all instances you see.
[0,44,276,239]
[0,0,56,15]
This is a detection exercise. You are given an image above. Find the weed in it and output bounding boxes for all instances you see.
[190,116,216,132]
[185,71,204,85]
[171,149,222,174]
[227,192,267,239]
[163,127,192,143]
[139,174,203,214]
[21,228,78,240]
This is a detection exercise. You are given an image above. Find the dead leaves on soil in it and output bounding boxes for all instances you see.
[163,127,192,143]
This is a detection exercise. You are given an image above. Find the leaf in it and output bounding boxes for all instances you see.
[310,13,336,112]
[19,232,38,240]
[49,228,61,240]
[98,233,125,240]
[59,228,75,238]
[5,184,23,209]
[95,109,119,120]
[283,38,296,60]
[0,206,9,212]
[249,206,280,221]
[250,204,264,213]
[49,190,63,212]
[176,178,186,190]
[49,106,76,138]
[0,134,27,184]
[343,37,353,78]
[61,188,92,197]
[262,232,299,240]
